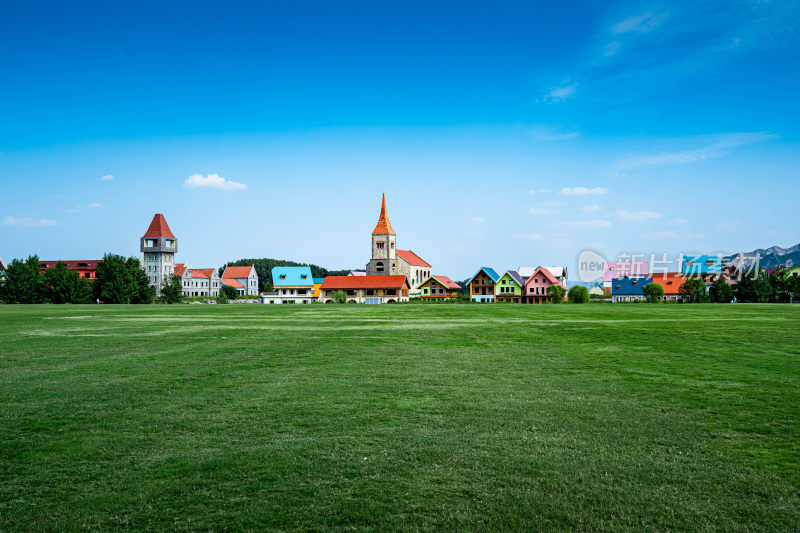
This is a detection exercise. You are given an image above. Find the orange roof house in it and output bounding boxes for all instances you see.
[396,249,431,268]
[180,267,222,298]
[320,275,410,303]
[649,272,685,300]
[221,265,259,296]
[174,263,186,277]
[418,275,461,298]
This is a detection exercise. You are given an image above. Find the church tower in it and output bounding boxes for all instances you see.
[140,213,177,295]
[366,193,398,275]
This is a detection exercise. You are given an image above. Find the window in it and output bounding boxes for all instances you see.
[376,262,384,272]
[390,242,394,249]
[280,274,286,279]
[301,274,307,279]
[377,242,384,249]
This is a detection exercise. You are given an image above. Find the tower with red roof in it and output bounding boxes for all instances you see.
[140,213,178,296]
[365,194,431,290]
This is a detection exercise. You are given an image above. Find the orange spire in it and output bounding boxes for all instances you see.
[371,193,396,235]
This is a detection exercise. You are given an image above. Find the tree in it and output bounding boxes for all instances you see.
[678,278,708,303]
[0,255,45,303]
[642,282,664,303]
[158,273,184,304]
[708,278,734,303]
[220,284,239,300]
[41,261,93,304]
[216,291,229,304]
[218,258,354,292]
[767,270,791,303]
[333,290,347,304]
[546,284,566,303]
[567,285,590,304]
[734,269,771,303]
[94,254,153,304]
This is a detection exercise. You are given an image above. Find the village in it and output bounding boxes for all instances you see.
[18,193,800,305]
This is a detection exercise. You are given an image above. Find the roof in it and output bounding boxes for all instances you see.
[396,249,431,268]
[612,277,651,296]
[422,275,461,290]
[517,267,537,278]
[372,193,396,235]
[142,213,175,239]
[543,266,567,279]
[190,268,216,279]
[682,255,723,275]
[222,278,243,289]
[525,266,560,286]
[222,265,255,279]
[272,266,314,287]
[349,271,367,276]
[321,275,408,290]
[465,267,500,285]
[649,272,685,295]
[174,263,186,277]
[603,261,649,282]
[500,270,525,286]
[0,257,6,270]
[313,277,325,284]
[39,260,98,270]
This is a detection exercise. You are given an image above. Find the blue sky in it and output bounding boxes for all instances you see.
[1,0,798,279]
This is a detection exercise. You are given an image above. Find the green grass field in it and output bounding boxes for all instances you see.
[1,304,798,531]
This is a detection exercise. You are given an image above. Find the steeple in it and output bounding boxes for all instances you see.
[371,193,396,235]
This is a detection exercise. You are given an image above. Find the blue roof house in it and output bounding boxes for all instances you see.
[611,277,651,303]
[267,266,316,303]
[465,266,500,302]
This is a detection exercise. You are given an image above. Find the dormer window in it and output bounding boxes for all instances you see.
[301,275,307,279]
[280,274,286,279]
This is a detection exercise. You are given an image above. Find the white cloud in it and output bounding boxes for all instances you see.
[184,173,247,191]
[86,202,104,208]
[2,216,58,227]
[527,125,579,142]
[616,209,662,221]
[528,188,552,195]
[529,208,550,215]
[542,83,578,103]
[472,217,484,223]
[580,204,602,213]
[612,12,668,35]
[67,202,105,213]
[643,230,679,239]
[561,187,608,196]
[100,174,114,181]
[669,218,688,226]
[517,233,543,240]
[465,229,479,237]
[617,132,776,170]
[560,219,613,229]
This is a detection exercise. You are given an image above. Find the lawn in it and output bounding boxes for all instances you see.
[0,303,798,531]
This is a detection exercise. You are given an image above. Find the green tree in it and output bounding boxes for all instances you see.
[0,255,45,303]
[333,290,347,304]
[567,285,590,304]
[679,278,708,303]
[546,284,566,303]
[218,258,355,292]
[95,254,153,304]
[41,261,92,304]
[734,269,771,303]
[220,284,239,300]
[708,278,734,303]
[642,282,664,303]
[216,291,229,304]
[158,273,184,304]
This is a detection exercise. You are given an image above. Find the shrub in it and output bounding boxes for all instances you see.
[568,285,590,304]
[333,290,347,304]
[546,284,566,303]
[642,282,664,303]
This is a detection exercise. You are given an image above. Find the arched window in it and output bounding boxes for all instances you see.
[376,262,384,272]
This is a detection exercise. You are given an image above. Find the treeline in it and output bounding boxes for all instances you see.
[0,254,163,304]
[219,258,355,292]
[654,269,800,303]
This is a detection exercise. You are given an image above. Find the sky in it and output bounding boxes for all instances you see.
[1,0,799,280]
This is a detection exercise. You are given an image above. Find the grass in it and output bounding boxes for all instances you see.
[0,303,798,531]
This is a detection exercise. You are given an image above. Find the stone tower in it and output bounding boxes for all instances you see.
[140,213,177,296]
[366,193,398,275]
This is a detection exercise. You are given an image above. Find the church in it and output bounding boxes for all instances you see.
[365,194,432,291]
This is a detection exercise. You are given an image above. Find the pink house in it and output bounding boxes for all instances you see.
[602,261,649,283]
[523,267,566,303]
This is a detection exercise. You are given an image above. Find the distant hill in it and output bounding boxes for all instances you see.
[732,243,800,269]
[219,258,356,292]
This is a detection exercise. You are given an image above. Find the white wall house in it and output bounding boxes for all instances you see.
[181,268,221,297]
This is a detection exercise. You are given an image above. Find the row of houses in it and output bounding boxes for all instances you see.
[464,266,569,303]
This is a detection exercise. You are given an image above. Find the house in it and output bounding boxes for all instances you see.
[522,266,566,303]
[320,275,410,303]
[589,286,605,298]
[365,194,432,291]
[611,277,651,302]
[418,275,461,299]
[465,267,500,302]
[602,261,649,289]
[348,271,366,276]
[182,268,221,297]
[174,263,186,277]
[39,260,98,280]
[221,265,259,296]
[262,266,316,303]
[312,277,325,298]
[649,273,685,301]
[495,270,524,303]
[140,213,178,296]
[786,265,800,278]
[682,255,724,286]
